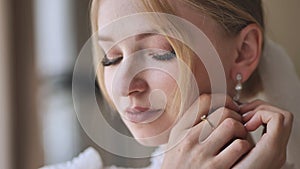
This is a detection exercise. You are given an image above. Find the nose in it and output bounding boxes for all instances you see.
[115,72,149,97]
[111,36,150,97]
[127,77,148,96]
[112,53,149,97]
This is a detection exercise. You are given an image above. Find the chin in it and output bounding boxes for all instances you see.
[134,136,168,147]
[130,128,171,147]
[122,114,175,146]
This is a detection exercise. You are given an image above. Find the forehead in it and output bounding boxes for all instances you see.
[96,0,223,47]
[97,0,220,32]
[98,0,146,28]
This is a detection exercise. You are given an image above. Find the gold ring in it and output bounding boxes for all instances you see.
[201,115,215,130]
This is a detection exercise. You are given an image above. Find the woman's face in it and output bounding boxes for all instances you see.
[97,0,237,146]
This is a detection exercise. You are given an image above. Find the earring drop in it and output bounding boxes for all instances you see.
[233,73,243,101]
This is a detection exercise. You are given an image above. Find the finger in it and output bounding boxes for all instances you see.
[244,110,284,140]
[239,100,268,113]
[196,94,241,126]
[201,118,248,155]
[172,93,241,142]
[173,96,206,132]
[210,94,240,113]
[242,103,293,124]
[242,111,255,123]
[192,108,242,142]
[253,105,293,126]
[216,139,252,168]
[213,107,242,126]
[198,94,240,123]
[174,94,239,132]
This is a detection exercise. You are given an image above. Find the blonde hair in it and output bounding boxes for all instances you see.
[91,0,264,110]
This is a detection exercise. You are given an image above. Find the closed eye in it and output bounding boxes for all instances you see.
[102,49,176,67]
[102,55,123,66]
[152,50,176,61]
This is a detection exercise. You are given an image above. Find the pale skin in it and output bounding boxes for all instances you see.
[96,0,294,168]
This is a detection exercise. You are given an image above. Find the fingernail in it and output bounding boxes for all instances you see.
[233,101,239,107]
[239,102,249,107]
[242,111,252,118]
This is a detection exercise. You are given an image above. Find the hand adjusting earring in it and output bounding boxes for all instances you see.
[233,73,243,102]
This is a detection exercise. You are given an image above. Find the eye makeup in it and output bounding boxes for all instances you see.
[152,50,176,61]
[101,49,176,67]
[101,56,123,66]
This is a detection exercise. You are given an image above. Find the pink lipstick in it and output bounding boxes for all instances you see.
[124,106,163,123]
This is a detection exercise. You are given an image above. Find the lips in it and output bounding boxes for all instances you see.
[124,106,163,123]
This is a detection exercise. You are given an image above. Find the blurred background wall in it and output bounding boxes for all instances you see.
[0,0,299,169]
[264,0,300,76]
[0,0,12,168]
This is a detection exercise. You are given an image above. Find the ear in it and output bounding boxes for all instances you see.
[230,24,263,82]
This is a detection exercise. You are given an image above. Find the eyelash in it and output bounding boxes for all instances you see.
[101,50,176,67]
[152,50,176,61]
[101,56,123,67]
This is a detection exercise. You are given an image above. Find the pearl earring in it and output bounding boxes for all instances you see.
[233,73,243,101]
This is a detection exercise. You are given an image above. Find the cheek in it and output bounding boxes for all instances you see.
[192,56,211,93]
[146,71,177,94]
[146,71,178,113]
[103,69,114,98]
[213,38,237,78]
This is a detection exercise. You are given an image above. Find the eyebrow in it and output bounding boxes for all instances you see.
[98,33,157,42]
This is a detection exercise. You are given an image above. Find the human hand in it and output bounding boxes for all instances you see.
[162,94,252,169]
[233,100,294,169]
